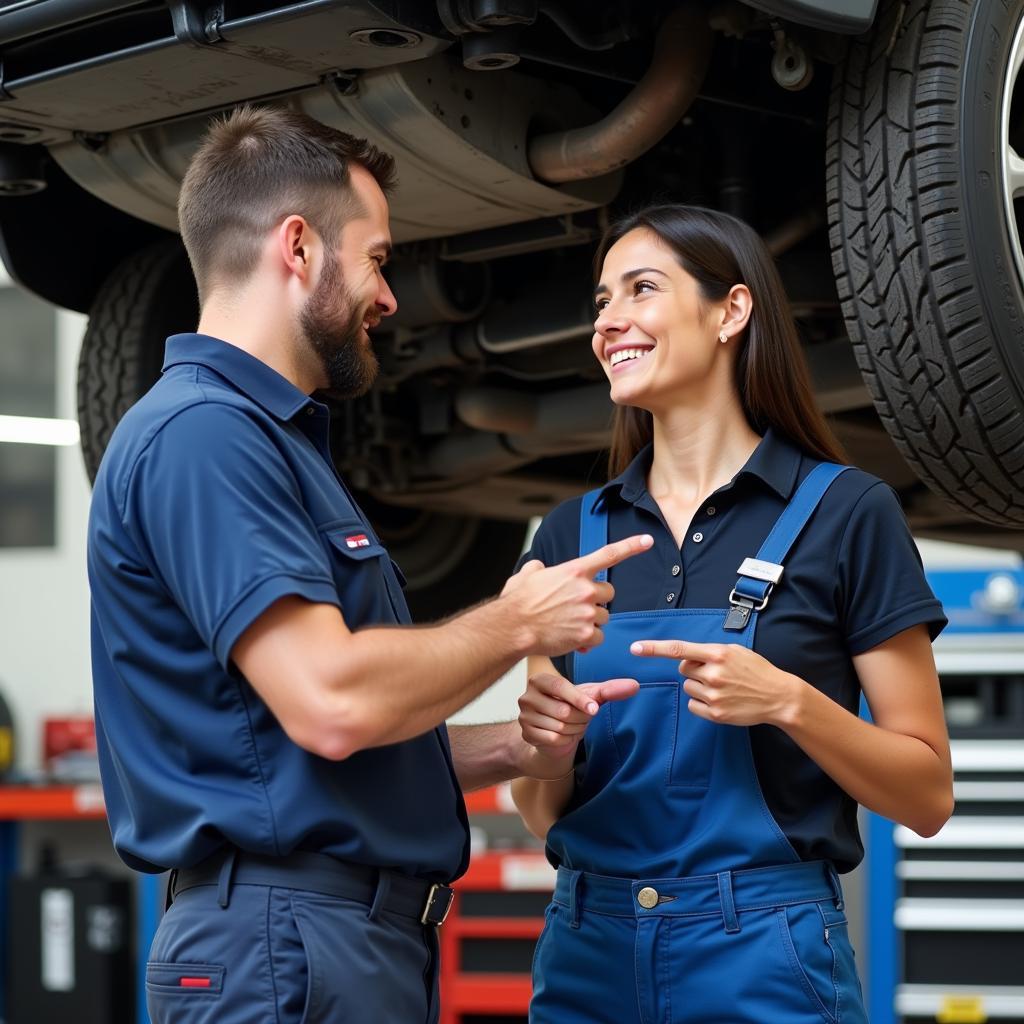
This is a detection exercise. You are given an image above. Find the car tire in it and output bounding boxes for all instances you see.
[827,0,1024,525]
[77,239,198,484]
[76,239,527,611]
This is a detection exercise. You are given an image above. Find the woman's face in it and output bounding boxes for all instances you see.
[592,227,724,412]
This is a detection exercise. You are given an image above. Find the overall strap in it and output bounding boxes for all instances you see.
[724,463,851,631]
[578,488,610,582]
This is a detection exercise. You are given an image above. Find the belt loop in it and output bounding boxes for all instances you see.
[717,871,740,934]
[367,869,391,922]
[217,848,238,909]
[566,869,582,929]
[826,862,844,911]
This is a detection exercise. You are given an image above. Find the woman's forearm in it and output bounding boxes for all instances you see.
[511,774,575,840]
[777,676,953,837]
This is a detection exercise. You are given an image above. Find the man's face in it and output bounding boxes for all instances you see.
[299,247,379,398]
[299,165,396,398]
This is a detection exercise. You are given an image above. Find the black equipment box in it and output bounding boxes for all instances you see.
[7,870,134,1024]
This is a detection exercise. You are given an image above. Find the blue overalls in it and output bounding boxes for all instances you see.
[531,464,868,1024]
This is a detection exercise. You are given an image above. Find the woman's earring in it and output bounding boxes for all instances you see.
[719,331,728,344]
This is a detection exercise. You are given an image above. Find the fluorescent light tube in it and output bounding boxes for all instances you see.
[0,415,81,446]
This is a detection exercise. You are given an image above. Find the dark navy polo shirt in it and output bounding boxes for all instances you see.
[520,429,946,872]
[88,333,469,880]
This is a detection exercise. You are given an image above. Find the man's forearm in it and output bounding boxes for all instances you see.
[334,598,533,752]
[236,531,651,761]
[448,721,529,792]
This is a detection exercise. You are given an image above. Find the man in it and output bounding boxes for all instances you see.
[87,105,648,1023]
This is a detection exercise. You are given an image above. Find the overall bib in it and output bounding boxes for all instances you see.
[531,464,868,1024]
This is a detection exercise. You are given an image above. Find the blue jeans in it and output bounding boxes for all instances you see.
[531,864,866,1024]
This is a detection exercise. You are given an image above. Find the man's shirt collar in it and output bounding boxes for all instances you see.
[590,427,803,511]
[162,333,314,422]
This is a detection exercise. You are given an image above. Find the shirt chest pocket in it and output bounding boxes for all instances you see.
[320,524,411,626]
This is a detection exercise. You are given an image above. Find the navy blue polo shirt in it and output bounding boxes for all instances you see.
[520,430,946,872]
[87,333,469,880]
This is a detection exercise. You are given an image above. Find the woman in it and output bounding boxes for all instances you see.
[511,205,953,1024]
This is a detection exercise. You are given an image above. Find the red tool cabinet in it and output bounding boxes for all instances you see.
[440,784,555,1024]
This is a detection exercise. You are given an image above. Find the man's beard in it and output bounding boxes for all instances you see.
[300,250,380,399]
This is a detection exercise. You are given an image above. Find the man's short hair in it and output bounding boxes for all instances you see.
[178,105,396,302]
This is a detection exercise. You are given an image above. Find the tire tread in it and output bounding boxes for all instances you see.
[827,0,1024,524]
[76,241,193,483]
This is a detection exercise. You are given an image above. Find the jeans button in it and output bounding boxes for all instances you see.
[637,887,659,909]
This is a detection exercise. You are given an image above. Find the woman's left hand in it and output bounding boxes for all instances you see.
[629,639,802,727]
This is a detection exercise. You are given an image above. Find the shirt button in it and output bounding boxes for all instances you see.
[306,406,315,416]
[666,592,675,603]
[671,564,681,576]
[706,506,716,516]
[692,532,704,543]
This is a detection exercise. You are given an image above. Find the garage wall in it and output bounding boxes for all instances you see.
[0,279,92,773]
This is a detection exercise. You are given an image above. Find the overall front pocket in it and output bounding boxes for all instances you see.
[602,679,717,790]
[574,611,730,792]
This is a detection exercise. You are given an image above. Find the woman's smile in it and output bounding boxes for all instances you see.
[607,342,657,372]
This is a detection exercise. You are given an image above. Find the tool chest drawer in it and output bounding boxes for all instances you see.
[894,730,1024,1022]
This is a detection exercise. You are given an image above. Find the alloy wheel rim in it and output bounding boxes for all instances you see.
[1001,11,1024,298]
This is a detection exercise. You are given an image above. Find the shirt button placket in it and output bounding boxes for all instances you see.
[667,560,681,604]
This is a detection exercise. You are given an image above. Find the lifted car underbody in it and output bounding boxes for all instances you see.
[1,0,1022,609]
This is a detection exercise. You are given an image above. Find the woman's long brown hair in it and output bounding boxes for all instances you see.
[595,205,847,476]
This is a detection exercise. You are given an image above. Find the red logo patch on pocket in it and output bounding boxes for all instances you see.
[179,977,212,988]
[345,534,370,549]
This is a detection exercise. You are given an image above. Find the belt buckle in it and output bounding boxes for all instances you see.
[420,883,455,926]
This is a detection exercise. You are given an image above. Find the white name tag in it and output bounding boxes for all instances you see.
[737,557,784,584]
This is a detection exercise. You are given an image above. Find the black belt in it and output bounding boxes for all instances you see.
[171,848,455,926]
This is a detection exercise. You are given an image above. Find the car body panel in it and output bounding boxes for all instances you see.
[742,0,878,34]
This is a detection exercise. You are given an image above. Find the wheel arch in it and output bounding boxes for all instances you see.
[0,158,170,313]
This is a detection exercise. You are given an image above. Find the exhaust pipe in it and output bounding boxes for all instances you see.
[528,5,712,184]
[426,384,614,478]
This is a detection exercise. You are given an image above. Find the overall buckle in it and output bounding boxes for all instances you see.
[724,594,755,631]
[725,558,784,631]
[421,883,455,926]
[727,584,773,613]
